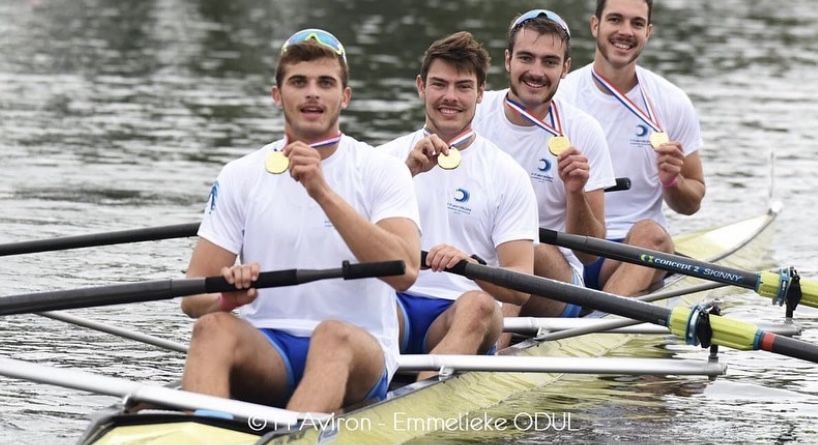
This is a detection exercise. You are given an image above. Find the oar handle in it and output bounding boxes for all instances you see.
[604,177,632,193]
[0,260,406,316]
[202,260,406,293]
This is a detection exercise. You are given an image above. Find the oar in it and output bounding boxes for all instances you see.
[534,282,730,342]
[0,260,405,316]
[37,311,189,353]
[397,355,724,376]
[0,355,326,427]
[0,222,199,256]
[422,252,818,363]
[539,228,818,313]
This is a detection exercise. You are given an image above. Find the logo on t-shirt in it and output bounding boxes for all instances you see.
[531,158,554,183]
[207,181,220,214]
[447,188,472,215]
[630,125,652,149]
[454,188,470,203]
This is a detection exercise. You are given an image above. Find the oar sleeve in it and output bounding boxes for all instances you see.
[668,307,760,350]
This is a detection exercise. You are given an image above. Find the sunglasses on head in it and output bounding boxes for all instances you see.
[281,28,347,64]
[510,9,571,38]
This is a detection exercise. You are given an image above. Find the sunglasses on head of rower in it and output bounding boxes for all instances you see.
[510,9,571,38]
[281,28,347,64]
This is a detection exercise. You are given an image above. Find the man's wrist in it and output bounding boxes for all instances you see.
[218,294,238,312]
[662,175,679,189]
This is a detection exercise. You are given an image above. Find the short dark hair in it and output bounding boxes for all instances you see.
[275,42,349,88]
[506,16,571,60]
[419,31,490,87]
[595,0,654,24]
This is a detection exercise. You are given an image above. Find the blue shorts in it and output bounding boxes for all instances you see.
[559,266,586,317]
[582,238,625,290]
[396,292,497,355]
[396,293,453,354]
[260,329,389,402]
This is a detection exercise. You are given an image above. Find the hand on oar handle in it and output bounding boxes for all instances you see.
[216,264,261,311]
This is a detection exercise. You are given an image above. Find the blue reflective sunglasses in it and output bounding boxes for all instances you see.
[281,28,347,64]
[510,9,571,38]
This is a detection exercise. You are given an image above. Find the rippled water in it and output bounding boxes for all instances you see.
[1,0,817,443]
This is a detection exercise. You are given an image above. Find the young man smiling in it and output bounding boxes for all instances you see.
[180,29,421,412]
[558,0,706,296]
[379,31,538,379]
[473,10,616,318]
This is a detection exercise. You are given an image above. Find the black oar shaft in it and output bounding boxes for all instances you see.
[0,280,196,315]
[539,229,759,289]
[0,223,200,256]
[759,332,818,363]
[0,260,405,316]
[438,256,671,325]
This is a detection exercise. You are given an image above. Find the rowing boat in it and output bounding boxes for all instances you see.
[76,206,779,445]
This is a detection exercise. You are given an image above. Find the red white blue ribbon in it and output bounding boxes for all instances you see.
[591,69,663,133]
[422,127,475,148]
[282,132,343,149]
[503,95,564,138]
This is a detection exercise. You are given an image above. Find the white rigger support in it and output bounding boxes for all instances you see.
[0,356,327,427]
[397,354,727,376]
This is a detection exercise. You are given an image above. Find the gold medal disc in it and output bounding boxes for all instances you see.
[265,151,289,174]
[437,147,462,170]
[649,132,669,150]
[548,136,571,156]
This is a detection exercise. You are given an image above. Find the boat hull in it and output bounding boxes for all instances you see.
[78,209,779,445]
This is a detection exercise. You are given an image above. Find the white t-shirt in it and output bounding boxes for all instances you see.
[379,130,538,301]
[198,135,420,378]
[473,89,616,272]
[558,63,703,239]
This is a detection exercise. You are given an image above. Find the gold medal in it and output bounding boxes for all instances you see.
[437,147,461,170]
[649,132,669,150]
[548,136,571,156]
[265,151,289,174]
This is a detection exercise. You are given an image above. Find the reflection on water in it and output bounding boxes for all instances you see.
[1,0,818,443]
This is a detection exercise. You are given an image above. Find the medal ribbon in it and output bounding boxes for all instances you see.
[504,96,564,138]
[281,132,344,150]
[591,69,663,133]
[421,127,475,149]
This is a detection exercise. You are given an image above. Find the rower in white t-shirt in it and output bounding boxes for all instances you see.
[180,29,421,413]
[379,31,537,380]
[473,9,616,319]
[557,0,706,296]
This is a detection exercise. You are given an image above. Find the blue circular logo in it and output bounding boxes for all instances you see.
[454,188,470,203]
